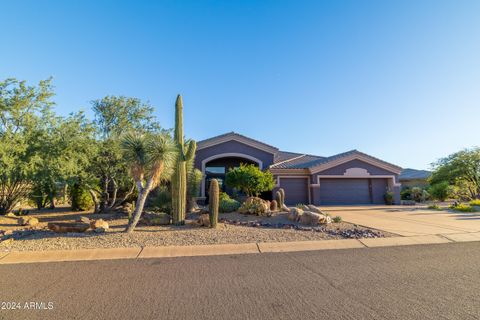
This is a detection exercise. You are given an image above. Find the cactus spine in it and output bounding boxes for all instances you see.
[172,95,197,225]
[209,179,219,228]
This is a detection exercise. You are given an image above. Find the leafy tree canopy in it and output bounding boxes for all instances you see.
[430,148,480,200]
[225,163,274,197]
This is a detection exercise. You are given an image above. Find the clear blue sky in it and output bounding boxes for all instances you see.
[1,1,479,170]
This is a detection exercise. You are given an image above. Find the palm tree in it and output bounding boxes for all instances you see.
[121,131,177,233]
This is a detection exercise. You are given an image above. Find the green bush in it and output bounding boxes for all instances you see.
[219,192,241,213]
[450,203,475,212]
[332,216,342,223]
[225,164,274,197]
[384,191,394,205]
[70,184,94,211]
[150,185,172,214]
[470,199,480,206]
[427,204,442,210]
[401,188,412,200]
[429,182,450,201]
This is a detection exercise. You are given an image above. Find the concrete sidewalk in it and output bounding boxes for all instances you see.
[1,232,480,265]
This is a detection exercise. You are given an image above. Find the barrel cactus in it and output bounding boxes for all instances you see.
[171,95,197,225]
[276,188,285,210]
[209,179,219,228]
[270,200,278,212]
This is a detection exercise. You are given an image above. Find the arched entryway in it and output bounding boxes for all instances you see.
[200,153,263,201]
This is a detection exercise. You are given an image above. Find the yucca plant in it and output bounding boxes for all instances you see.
[121,131,177,233]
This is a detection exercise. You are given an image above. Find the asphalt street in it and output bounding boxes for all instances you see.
[1,242,480,320]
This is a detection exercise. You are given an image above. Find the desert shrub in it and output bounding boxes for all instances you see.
[401,188,412,200]
[450,203,475,212]
[411,187,430,202]
[469,199,480,206]
[150,185,172,214]
[427,204,442,210]
[219,192,241,213]
[187,168,202,212]
[429,182,450,201]
[384,191,394,205]
[332,216,342,223]
[70,184,94,211]
[238,197,270,216]
[295,203,305,208]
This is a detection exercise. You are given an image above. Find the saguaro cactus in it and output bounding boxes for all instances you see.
[209,179,219,228]
[172,95,197,225]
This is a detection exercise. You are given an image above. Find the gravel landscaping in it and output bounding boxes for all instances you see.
[0,208,394,252]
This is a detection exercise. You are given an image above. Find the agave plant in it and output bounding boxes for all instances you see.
[121,131,177,232]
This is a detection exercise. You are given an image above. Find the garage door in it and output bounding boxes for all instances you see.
[319,179,371,205]
[280,178,309,205]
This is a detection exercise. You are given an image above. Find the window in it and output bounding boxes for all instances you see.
[206,166,225,174]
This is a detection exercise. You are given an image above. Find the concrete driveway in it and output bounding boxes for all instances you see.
[323,205,480,236]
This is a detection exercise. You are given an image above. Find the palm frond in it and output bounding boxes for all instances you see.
[120,131,147,181]
[145,132,177,186]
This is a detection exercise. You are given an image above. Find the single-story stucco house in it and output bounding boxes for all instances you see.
[194,132,402,205]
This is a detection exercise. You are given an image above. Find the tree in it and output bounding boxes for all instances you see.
[430,148,480,200]
[0,78,54,214]
[30,111,97,209]
[91,96,162,211]
[121,131,176,233]
[428,182,450,202]
[225,164,274,197]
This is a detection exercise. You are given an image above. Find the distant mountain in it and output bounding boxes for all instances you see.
[399,168,432,180]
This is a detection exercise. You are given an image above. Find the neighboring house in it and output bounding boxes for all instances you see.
[194,132,402,205]
[399,168,431,188]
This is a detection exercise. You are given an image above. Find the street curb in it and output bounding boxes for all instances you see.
[0,234,479,265]
[359,235,452,247]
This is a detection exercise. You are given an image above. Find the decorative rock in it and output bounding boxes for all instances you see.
[197,213,210,227]
[287,208,303,222]
[150,214,171,225]
[94,227,106,233]
[78,216,91,224]
[301,205,310,211]
[18,216,39,227]
[48,222,90,233]
[5,212,16,218]
[299,211,327,225]
[3,230,13,236]
[90,219,109,230]
[307,205,324,214]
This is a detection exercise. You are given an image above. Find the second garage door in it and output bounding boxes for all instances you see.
[280,178,309,205]
[319,178,371,205]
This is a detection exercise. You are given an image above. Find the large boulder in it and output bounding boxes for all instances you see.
[18,216,39,227]
[149,213,171,225]
[48,222,90,233]
[90,219,109,231]
[299,211,331,225]
[287,208,303,222]
[307,205,324,214]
